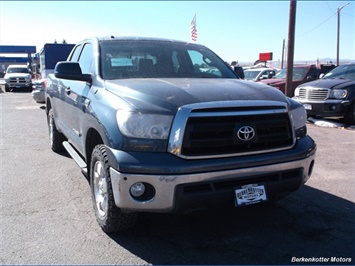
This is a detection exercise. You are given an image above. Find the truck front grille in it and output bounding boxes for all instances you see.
[9,77,27,84]
[167,101,295,159]
[181,113,292,157]
[298,88,329,100]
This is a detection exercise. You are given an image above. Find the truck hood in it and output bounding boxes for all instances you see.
[104,78,287,113]
[297,78,354,89]
[4,73,31,79]
[259,78,286,86]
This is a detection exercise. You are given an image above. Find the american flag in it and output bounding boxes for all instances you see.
[190,14,198,42]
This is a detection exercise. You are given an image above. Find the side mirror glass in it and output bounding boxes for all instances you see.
[54,62,91,83]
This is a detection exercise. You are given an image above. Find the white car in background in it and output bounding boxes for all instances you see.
[31,79,46,103]
[244,68,277,82]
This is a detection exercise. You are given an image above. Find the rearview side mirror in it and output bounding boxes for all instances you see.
[54,61,92,83]
[233,66,245,79]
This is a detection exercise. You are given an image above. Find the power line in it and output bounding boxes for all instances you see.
[296,13,336,38]
[325,1,335,14]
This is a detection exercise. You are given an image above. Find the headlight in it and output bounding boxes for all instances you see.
[116,111,173,139]
[25,75,31,82]
[330,89,347,99]
[290,105,307,130]
[290,105,307,139]
[294,87,300,97]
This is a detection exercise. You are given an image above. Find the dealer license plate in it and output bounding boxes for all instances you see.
[304,104,312,110]
[235,184,267,207]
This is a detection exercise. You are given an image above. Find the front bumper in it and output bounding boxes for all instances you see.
[7,82,32,89]
[108,136,316,213]
[294,98,351,118]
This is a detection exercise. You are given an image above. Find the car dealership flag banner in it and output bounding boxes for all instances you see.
[190,14,198,42]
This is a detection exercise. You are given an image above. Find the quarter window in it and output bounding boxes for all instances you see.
[69,45,82,62]
[78,43,93,74]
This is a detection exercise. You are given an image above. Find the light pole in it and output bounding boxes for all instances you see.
[337,2,350,66]
[285,0,296,98]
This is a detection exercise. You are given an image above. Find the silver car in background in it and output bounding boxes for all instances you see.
[32,79,46,103]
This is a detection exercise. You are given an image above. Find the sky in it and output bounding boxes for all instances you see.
[0,1,354,67]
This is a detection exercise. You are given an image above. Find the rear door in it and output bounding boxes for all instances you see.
[49,45,82,135]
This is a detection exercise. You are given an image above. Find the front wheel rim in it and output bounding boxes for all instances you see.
[93,161,108,218]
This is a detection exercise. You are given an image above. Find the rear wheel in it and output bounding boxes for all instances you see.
[90,145,137,233]
[345,103,355,125]
[48,108,65,152]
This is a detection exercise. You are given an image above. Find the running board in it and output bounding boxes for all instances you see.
[62,141,88,177]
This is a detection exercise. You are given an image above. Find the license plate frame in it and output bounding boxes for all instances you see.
[235,184,267,207]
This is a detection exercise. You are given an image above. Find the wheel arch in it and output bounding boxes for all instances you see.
[85,128,105,178]
[45,97,52,114]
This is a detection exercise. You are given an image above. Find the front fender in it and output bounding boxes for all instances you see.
[81,87,126,162]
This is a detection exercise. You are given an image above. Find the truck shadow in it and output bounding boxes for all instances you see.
[108,185,355,264]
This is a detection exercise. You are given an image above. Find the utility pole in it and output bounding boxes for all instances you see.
[337,3,350,66]
[281,39,285,69]
[285,0,297,98]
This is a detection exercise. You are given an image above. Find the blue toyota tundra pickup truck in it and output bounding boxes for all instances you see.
[45,36,316,232]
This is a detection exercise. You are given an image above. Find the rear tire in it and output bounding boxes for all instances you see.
[90,145,137,233]
[48,108,66,152]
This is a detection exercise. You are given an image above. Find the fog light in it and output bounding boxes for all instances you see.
[130,182,146,197]
[330,105,336,111]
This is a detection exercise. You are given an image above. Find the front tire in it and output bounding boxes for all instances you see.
[90,145,137,233]
[345,103,355,125]
[47,108,65,152]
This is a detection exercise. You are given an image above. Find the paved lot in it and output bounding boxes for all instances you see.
[0,91,354,265]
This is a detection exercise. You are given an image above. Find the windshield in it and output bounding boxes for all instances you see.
[274,66,308,80]
[323,64,355,80]
[100,40,237,80]
[244,70,260,80]
[7,67,30,74]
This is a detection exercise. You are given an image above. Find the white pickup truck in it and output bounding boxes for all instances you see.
[4,65,32,92]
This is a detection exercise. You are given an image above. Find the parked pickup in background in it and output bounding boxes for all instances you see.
[4,65,32,92]
[259,64,336,97]
[45,36,316,233]
[293,64,355,125]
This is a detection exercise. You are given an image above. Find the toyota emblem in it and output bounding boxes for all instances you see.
[237,126,255,141]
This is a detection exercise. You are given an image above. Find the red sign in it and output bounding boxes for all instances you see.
[259,52,273,61]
